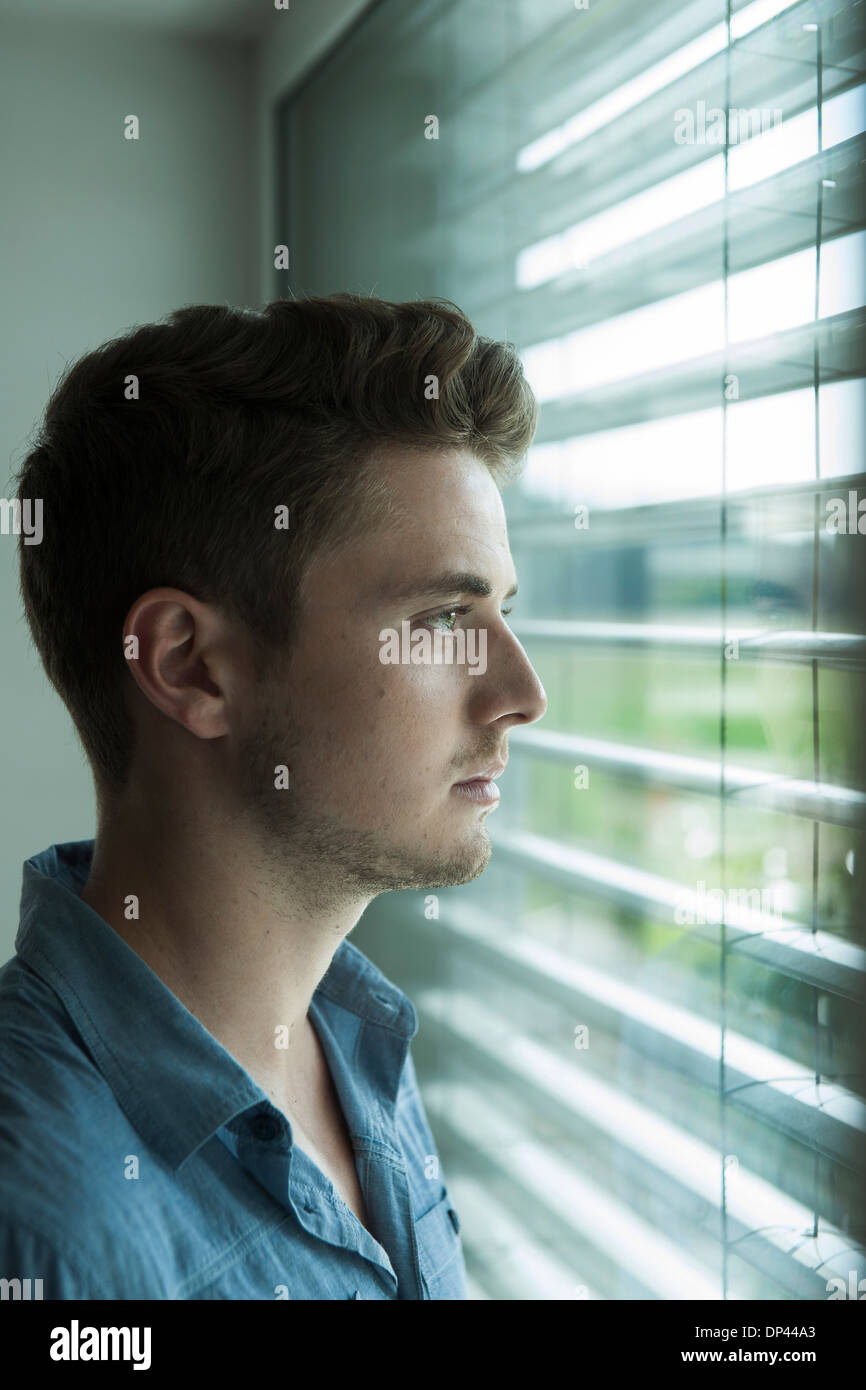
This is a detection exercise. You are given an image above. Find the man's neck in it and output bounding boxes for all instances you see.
[78,805,370,1097]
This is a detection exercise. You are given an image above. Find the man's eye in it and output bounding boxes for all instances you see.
[420,603,515,633]
[421,605,471,633]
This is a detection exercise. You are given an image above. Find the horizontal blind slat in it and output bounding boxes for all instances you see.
[487,826,866,998]
[507,726,866,826]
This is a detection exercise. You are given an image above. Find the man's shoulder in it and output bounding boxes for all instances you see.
[0,967,173,1300]
[0,950,106,1104]
[0,952,146,1224]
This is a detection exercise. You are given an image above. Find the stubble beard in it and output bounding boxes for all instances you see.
[234,684,493,906]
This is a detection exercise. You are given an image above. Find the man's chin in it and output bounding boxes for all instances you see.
[240,786,495,895]
[382,827,494,892]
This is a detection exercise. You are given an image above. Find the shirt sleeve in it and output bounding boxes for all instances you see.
[0,1215,107,1300]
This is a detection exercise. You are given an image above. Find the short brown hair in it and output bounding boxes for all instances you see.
[15,294,538,799]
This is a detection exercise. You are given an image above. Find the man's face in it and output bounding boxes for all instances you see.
[235,446,548,896]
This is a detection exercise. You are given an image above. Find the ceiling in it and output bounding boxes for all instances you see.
[0,0,271,39]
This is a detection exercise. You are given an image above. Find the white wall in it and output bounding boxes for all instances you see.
[0,15,257,953]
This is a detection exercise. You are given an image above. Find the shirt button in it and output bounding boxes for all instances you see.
[448,1207,460,1234]
[250,1113,281,1142]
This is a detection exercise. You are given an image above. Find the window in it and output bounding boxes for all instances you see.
[277,0,866,1299]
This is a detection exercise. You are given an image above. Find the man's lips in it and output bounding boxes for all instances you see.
[451,761,506,805]
[453,761,507,785]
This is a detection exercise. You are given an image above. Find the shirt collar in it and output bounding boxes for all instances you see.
[15,839,418,1172]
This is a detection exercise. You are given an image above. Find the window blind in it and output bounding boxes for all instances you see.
[277,0,866,1299]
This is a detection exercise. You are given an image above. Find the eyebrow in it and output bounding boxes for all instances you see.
[377,570,519,604]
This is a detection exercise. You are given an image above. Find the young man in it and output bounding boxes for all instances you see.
[1,294,547,1300]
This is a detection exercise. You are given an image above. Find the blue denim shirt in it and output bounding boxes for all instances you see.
[0,840,467,1300]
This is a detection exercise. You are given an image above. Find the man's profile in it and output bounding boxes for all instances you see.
[1,294,547,1300]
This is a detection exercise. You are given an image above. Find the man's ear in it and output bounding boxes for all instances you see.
[120,587,234,742]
